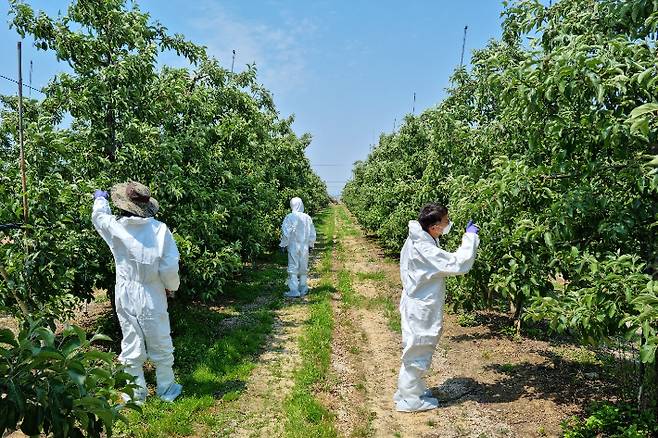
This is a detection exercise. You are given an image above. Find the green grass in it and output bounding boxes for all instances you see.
[362,294,401,334]
[335,206,360,237]
[499,363,516,373]
[335,205,401,334]
[338,269,361,308]
[115,255,288,437]
[456,312,479,327]
[355,271,387,282]
[553,346,602,366]
[283,208,338,438]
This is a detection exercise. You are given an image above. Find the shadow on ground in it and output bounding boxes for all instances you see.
[431,346,630,410]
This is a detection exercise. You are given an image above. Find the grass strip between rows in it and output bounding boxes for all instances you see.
[284,207,338,438]
[114,254,288,437]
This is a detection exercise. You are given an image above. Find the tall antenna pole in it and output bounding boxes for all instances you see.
[28,60,33,97]
[460,25,468,67]
[231,49,236,74]
[17,42,28,225]
[412,92,416,114]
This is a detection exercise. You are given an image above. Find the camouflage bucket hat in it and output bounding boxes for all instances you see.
[110,181,159,218]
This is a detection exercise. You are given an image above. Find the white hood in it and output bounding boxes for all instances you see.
[407,220,435,244]
[290,197,304,213]
[280,197,316,250]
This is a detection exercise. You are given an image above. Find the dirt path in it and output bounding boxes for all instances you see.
[204,301,309,437]
[322,205,603,438]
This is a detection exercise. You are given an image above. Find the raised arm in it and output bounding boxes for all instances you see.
[91,197,118,247]
[418,233,479,277]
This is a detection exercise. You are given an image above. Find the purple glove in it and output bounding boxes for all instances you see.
[94,190,109,199]
[466,219,479,234]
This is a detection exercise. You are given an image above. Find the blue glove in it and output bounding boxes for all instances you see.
[94,190,109,199]
[466,219,479,234]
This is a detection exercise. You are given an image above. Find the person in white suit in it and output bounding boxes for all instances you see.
[394,203,480,412]
[279,197,316,297]
[92,181,182,404]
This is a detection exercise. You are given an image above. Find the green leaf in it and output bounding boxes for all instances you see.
[596,84,605,103]
[35,349,65,362]
[88,367,112,381]
[84,349,114,364]
[543,232,553,249]
[630,117,650,137]
[33,327,55,347]
[640,343,657,364]
[0,329,18,347]
[67,360,87,388]
[19,404,41,436]
[68,369,86,387]
[630,103,658,119]
[90,333,112,344]
[638,68,654,86]
[61,337,82,358]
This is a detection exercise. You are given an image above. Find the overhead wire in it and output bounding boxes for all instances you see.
[0,73,44,94]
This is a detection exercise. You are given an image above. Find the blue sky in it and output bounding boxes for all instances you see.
[0,1,506,195]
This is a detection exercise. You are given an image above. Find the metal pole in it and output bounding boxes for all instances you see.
[412,92,416,114]
[460,25,468,67]
[231,49,236,74]
[28,60,33,97]
[17,42,28,225]
[17,41,30,307]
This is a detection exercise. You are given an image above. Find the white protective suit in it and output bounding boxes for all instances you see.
[279,197,316,297]
[92,197,182,402]
[394,220,479,412]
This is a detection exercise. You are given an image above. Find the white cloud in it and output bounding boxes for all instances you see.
[189,2,315,94]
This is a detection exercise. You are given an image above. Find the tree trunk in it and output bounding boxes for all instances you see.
[512,295,523,336]
[638,334,646,410]
[653,344,658,424]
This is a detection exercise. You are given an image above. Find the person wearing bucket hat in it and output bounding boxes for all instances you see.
[279,197,316,297]
[91,181,182,404]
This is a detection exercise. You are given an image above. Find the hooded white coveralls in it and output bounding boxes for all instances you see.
[394,220,479,411]
[279,197,316,297]
[92,197,181,401]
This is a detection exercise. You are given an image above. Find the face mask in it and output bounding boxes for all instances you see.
[442,221,453,236]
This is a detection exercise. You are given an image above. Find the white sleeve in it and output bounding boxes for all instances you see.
[419,233,479,277]
[280,214,294,247]
[91,198,118,246]
[159,227,180,291]
[308,218,316,248]
[399,239,413,291]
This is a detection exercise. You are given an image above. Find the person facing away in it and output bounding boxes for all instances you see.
[279,197,316,298]
[91,181,182,404]
[394,203,480,412]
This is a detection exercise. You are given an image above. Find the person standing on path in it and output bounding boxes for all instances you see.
[92,181,182,404]
[394,203,480,412]
[279,197,316,298]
